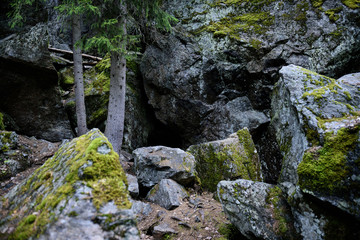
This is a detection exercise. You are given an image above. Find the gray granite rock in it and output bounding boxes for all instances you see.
[217,179,297,240]
[146,179,188,210]
[133,146,196,189]
[126,174,139,198]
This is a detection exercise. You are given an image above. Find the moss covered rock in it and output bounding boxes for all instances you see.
[0,129,138,240]
[272,65,360,217]
[217,179,297,239]
[187,128,262,192]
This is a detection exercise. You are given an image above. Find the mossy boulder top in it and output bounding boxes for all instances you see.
[272,64,360,218]
[0,129,138,240]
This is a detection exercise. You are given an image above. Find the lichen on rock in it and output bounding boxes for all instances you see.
[188,128,262,192]
[0,129,137,240]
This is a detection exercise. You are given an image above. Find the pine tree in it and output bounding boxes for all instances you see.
[86,0,177,154]
[56,0,99,136]
[8,0,99,137]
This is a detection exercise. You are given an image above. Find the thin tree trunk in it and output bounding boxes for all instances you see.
[105,15,127,154]
[72,14,88,136]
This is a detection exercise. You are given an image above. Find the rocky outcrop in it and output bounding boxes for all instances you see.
[0,129,138,240]
[146,179,188,210]
[188,128,262,191]
[218,179,297,240]
[133,146,196,189]
[141,0,360,146]
[0,23,73,141]
[272,65,360,217]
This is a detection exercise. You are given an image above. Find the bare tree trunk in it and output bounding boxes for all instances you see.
[105,15,127,154]
[72,14,88,136]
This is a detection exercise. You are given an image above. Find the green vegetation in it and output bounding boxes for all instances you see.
[300,67,342,101]
[0,113,4,130]
[342,0,360,9]
[8,130,130,239]
[189,129,261,192]
[191,0,276,41]
[217,223,242,240]
[310,0,325,8]
[298,126,360,194]
[325,7,343,22]
[265,186,289,236]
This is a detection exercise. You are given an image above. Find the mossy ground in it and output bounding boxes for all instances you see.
[5,130,130,240]
[189,129,261,192]
[298,126,360,194]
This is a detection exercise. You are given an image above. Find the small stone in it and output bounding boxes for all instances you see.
[195,216,201,222]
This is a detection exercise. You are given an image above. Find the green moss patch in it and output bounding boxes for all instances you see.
[189,129,261,192]
[342,0,360,9]
[265,186,291,236]
[7,129,130,239]
[298,126,360,194]
[0,113,4,130]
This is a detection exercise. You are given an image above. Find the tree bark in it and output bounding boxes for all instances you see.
[105,15,127,154]
[72,14,88,136]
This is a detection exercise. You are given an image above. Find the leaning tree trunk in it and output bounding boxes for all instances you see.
[72,14,88,136]
[105,16,127,154]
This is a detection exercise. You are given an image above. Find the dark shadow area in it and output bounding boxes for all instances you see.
[251,122,283,184]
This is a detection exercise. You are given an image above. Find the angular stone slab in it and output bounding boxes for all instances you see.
[146,179,188,210]
[133,146,196,189]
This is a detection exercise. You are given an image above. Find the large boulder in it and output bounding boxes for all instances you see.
[0,23,73,141]
[271,65,360,217]
[217,179,297,240]
[0,129,138,240]
[133,146,196,189]
[141,0,360,146]
[188,128,262,191]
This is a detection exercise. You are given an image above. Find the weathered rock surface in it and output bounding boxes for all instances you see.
[217,179,297,240]
[188,128,262,191]
[133,146,196,189]
[146,179,188,210]
[0,129,138,240]
[152,223,178,239]
[127,173,139,198]
[272,65,360,217]
[0,131,30,180]
[141,0,360,146]
[0,23,73,141]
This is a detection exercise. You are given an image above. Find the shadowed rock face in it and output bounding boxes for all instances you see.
[0,24,73,141]
[141,0,360,148]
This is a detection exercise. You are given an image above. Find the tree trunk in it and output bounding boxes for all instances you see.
[72,14,88,136]
[105,15,127,154]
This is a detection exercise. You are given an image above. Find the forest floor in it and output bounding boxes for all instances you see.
[0,135,241,240]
